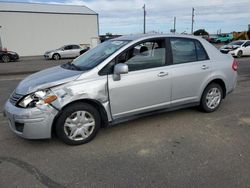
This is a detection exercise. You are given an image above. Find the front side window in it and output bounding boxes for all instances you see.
[64,45,73,50]
[170,38,208,64]
[117,39,166,71]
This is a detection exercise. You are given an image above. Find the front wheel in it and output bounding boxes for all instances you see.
[52,53,60,60]
[55,103,101,145]
[1,55,10,63]
[200,83,223,113]
[237,50,243,58]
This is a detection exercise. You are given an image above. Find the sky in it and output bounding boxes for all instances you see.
[2,0,250,35]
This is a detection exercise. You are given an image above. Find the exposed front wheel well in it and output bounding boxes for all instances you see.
[51,99,109,137]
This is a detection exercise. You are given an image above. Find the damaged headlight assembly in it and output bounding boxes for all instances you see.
[18,89,58,108]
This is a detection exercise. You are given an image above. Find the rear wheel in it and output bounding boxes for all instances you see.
[200,83,223,113]
[237,50,243,58]
[55,103,101,145]
[1,55,10,63]
[52,53,60,60]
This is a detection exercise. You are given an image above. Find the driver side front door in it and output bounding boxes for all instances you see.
[108,38,171,119]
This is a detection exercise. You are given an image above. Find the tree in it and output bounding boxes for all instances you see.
[194,29,209,36]
[106,32,113,37]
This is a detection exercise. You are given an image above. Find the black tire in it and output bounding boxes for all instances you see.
[237,50,243,58]
[1,55,10,63]
[52,53,60,60]
[200,83,223,113]
[55,103,101,145]
[216,40,221,44]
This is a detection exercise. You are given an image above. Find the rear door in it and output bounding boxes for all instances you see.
[107,38,172,119]
[169,37,211,106]
[72,45,81,57]
[61,45,73,58]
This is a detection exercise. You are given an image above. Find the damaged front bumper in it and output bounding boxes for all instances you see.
[4,100,58,139]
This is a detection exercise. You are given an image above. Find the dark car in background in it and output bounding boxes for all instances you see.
[0,50,19,63]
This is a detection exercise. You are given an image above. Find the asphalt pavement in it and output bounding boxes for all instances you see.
[0,56,68,75]
[0,56,250,188]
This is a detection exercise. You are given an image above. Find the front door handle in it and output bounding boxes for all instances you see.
[157,72,168,77]
[201,65,209,70]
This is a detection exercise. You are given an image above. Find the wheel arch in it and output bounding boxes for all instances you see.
[52,53,61,59]
[51,99,109,137]
[202,78,227,99]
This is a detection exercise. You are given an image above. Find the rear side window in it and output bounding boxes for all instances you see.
[195,40,208,61]
[170,38,208,64]
[72,45,80,49]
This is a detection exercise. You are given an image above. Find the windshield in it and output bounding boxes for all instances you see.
[229,41,244,46]
[71,40,130,71]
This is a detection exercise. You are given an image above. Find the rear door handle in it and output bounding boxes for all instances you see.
[157,72,168,77]
[201,65,209,70]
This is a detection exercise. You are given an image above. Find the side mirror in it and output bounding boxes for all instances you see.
[113,63,128,81]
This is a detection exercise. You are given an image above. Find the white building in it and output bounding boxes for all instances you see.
[0,2,99,56]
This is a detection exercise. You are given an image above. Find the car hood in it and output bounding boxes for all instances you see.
[45,50,55,54]
[15,66,83,95]
[220,44,240,50]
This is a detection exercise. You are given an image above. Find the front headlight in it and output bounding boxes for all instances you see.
[18,89,58,108]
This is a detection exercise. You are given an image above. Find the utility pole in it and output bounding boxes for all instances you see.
[174,17,176,34]
[143,4,146,34]
[0,26,2,50]
[191,7,195,34]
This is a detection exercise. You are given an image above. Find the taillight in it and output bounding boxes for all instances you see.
[232,59,238,71]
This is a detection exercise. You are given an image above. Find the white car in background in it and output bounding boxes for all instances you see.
[44,44,85,60]
[220,40,250,58]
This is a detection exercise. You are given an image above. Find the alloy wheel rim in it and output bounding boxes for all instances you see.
[54,54,59,60]
[63,111,95,141]
[238,51,242,57]
[206,88,221,110]
[2,56,10,63]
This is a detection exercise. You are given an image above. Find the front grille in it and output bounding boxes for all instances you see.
[9,92,24,106]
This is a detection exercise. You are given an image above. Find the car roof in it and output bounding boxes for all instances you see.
[64,44,80,46]
[113,34,204,41]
